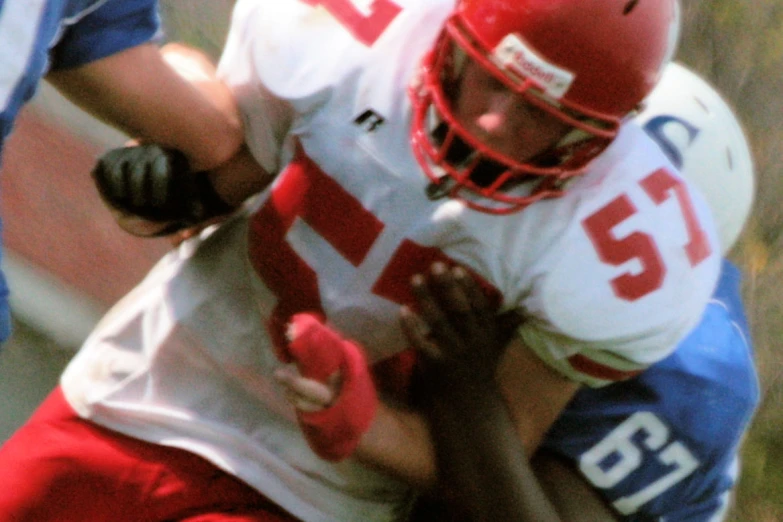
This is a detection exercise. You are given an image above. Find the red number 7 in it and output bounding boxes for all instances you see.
[301,0,402,46]
[582,168,711,301]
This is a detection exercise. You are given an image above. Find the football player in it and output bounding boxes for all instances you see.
[0,0,257,344]
[0,1,723,521]
[283,61,758,521]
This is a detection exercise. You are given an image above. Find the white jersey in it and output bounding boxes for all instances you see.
[61,1,721,521]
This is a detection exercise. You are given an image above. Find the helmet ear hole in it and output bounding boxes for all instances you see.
[623,0,640,15]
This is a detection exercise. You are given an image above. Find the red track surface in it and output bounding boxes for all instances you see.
[0,109,170,307]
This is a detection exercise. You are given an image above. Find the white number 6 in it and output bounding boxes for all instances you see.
[579,411,700,515]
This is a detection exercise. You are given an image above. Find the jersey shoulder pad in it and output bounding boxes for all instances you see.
[223,0,447,104]
[517,124,722,385]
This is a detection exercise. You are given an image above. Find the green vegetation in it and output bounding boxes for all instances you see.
[678,1,783,519]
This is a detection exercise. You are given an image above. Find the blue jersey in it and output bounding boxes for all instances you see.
[542,260,759,520]
[0,0,159,342]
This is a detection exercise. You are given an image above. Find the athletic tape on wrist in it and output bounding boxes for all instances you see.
[286,313,378,461]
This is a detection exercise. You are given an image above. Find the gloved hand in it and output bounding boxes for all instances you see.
[92,144,233,235]
[275,313,378,461]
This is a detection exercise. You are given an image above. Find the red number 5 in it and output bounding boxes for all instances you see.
[582,168,711,301]
[301,0,402,46]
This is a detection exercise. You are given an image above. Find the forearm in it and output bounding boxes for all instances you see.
[54,42,274,236]
[353,386,563,521]
[424,384,562,522]
[46,43,243,172]
[531,451,620,522]
[207,145,273,207]
[352,402,437,489]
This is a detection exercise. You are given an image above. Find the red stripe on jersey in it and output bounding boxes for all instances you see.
[372,240,503,310]
[287,146,385,266]
[567,354,644,381]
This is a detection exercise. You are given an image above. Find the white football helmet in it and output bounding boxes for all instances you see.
[633,62,755,254]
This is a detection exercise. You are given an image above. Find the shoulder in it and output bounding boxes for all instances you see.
[541,278,759,517]
[219,0,451,171]
[539,260,759,516]
[513,123,722,384]
[220,0,450,100]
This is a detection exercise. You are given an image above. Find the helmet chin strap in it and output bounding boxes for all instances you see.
[425,176,455,201]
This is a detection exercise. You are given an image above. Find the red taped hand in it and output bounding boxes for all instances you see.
[285,313,378,461]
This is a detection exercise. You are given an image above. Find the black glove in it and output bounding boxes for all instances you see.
[92,144,233,231]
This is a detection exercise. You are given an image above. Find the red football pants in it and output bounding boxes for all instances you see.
[0,386,299,522]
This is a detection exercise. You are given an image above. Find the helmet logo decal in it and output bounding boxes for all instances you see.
[493,34,575,99]
[643,115,700,170]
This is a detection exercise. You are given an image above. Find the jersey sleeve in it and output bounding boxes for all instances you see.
[217,0,329,176]
[512,126,722,388]
[49,0,161,70]
[539,261,759,518]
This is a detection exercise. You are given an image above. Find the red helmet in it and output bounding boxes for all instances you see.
[410,0,681,214]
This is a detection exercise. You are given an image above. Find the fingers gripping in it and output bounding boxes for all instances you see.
[404,263,521,393]
[400,305,443,362]
[93,145,186,220]
[275,367,336,412]
[409,263,489,358]
[92,144,233,233]
[410,274,466,356]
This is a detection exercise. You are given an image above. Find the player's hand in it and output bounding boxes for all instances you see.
[93,144,192,221]
[92,144,233,236]
[401,262,522,395]
[274,313,378,461]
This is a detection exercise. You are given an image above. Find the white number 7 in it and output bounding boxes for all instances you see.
[579,411,700,515]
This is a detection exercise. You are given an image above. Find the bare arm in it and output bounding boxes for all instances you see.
[400,264,618,521]
[53,43,273,236]
[407,450,620,522]
[277,265,617,520]
[531,451,620,522]
[48,42,273,202]
[353,264,578,483]
[277,264,579,490]
[347,336,578,488]
[417,367,564,522]
[46,43,241,173]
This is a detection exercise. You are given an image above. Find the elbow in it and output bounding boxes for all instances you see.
[208,120,245,170]
[187,116,245,172]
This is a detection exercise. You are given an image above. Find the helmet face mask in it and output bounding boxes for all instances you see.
[410,31,613,214]
[409,0,681,214]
